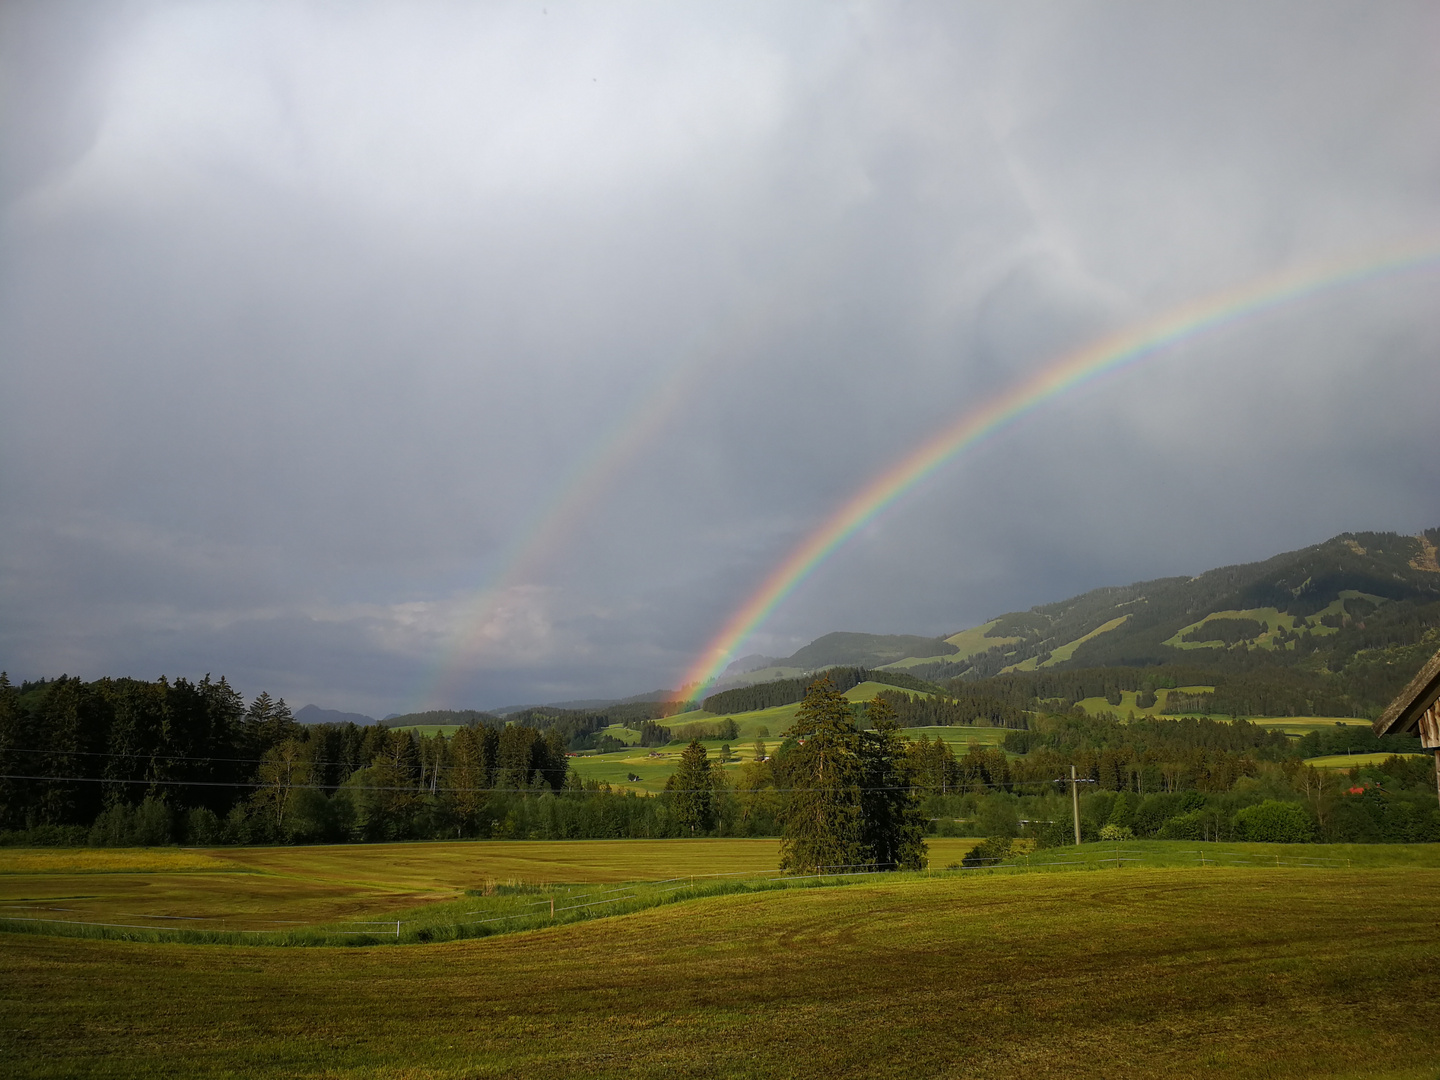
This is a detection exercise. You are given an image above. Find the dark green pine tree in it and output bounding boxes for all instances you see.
[0,673,26,830]
[38,677,111,827]
[244,691,300,756]
[667,739,715,834]
[778,678,866,873]
[860,696,928,871]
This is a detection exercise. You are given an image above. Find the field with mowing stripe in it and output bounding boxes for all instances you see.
[2,859,1438,1078]
[0,838,986,934]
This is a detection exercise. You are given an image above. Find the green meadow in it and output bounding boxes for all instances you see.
[1160,591,1384,652]
[1305,751,1429,770]
[567,720,1012,792]
[2,840,1438,1078]
[938,618,1021,660]
[1069,689,1374,736]
[387,724,465,737]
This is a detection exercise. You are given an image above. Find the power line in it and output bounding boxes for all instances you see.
[0,772,1089,795]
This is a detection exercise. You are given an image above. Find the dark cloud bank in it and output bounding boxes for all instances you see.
[2,1,1438,714]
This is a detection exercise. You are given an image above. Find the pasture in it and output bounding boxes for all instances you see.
[1304,751,1428,770]
[567,723,1014,791]
[387,724,464,737]
[0,838,988,937]
[1,848,1438,1078]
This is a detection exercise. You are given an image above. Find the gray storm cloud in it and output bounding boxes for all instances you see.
[2,1,1438,714]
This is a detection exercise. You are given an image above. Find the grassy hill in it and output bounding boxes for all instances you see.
[678,528,1440,730]
[903,529,1440,684]
[693,529,1439,722]
[705,632,958,690]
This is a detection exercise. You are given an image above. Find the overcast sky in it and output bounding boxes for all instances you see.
[3,1,1438,715]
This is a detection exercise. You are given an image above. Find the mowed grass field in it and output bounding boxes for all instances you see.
[2,858,1439,1078]
[0,838,987,932]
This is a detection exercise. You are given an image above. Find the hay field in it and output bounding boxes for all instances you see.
[0,838,986,934]
[2,863,1437,1078]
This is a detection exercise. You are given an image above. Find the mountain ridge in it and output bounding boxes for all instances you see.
[699,528,1440,702]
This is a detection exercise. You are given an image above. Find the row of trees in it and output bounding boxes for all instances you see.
[924,752,1439,849]
[0,671,936,871]
[0,673,574,845]
[3,669,1434,855]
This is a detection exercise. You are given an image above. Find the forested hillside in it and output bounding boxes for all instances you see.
[699,529,1440,723]
[905,529,1440,685]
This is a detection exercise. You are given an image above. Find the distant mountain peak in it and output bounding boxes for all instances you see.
[295,704,377,726]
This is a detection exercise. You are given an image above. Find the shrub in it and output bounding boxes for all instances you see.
[1031,817,1073,849]
[132,798,173,846]
[185,807,223,845]
[1098,823,1133,841]
[962,836,1013,867]
[1156,810,1206,841]
[1233,800,1314,843]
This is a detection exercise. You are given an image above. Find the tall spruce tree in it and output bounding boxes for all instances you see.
[668,739,715,834]
[778,678,866,873]
[0,673,24,830]
[860,696,927,871]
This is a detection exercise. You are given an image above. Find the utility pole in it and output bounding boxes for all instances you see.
[1062,766,1095,845]
[1071,765,1081,846]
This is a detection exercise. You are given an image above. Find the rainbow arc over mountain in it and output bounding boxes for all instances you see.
[675,242,1440,705]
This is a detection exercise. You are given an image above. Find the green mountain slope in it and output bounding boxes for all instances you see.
[708,633,958,691]
[784,631,957,669]
[902,529,1440,686]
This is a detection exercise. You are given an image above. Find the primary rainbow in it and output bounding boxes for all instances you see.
[676,241,1440,704]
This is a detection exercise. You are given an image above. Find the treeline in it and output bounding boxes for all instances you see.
[5,669,1435,852]
[1181,618,1266,645]
[939,753,1440,848]
[703,668,873,714]
[871,689,1027,729]
[468,706,672,752]
[667,717,740,742]
[1295,724,1424,759]
[947,665,1223,712]
[901,711,1438,846]
[702,667,945,716]
[382,708,501,727]
[945,643,1440,721]
[0,673,575,847]
[1001,712,1302,759]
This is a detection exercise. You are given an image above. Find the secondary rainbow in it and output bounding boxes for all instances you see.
[676,242,1440,704]
[408,247,828,712]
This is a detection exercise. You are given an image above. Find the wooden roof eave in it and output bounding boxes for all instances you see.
[1374,647,1440,737]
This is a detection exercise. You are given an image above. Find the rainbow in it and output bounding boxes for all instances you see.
[408,357,700,712]
[409,250,822,711]
[676,242,1440,704]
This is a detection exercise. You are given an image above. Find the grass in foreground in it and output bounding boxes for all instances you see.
[1,865,1437,1078]
[1,839,1431,947]
[0,837,983,939]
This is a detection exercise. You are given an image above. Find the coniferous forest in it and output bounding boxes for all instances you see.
[2,658,1435,852]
